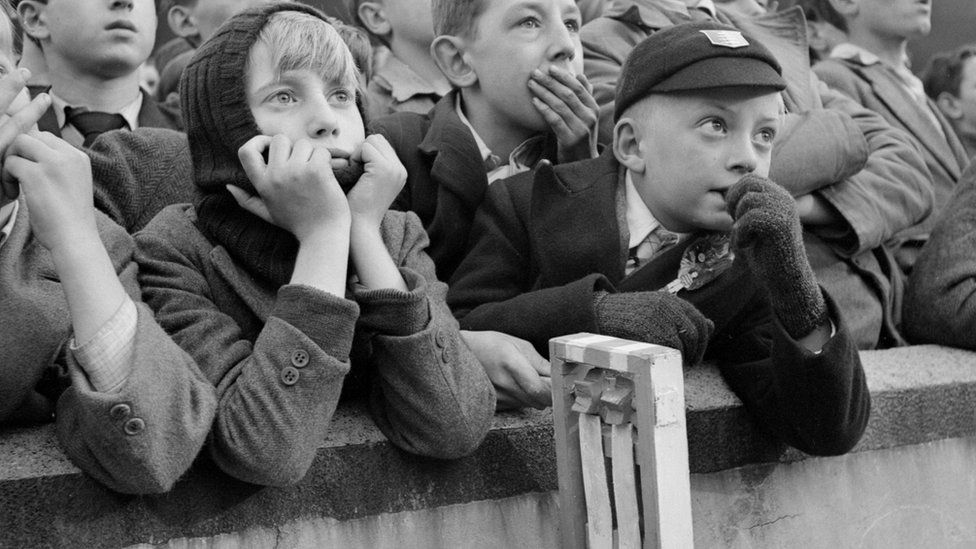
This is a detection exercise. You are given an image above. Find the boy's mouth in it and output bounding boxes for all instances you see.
[105,20,138,32]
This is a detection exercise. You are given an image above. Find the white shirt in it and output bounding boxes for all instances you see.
[455,94,541,183]
[49,91,143,148]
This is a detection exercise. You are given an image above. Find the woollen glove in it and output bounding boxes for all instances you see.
[726,174,829,339]
[593,290,714,366]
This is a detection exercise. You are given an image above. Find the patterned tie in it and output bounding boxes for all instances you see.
[625,226,680,275]
[64,107,129,147]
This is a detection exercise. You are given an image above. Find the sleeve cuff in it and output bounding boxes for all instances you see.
[69,297,138,393]
[353,268,432,336]
[272,284,360,360]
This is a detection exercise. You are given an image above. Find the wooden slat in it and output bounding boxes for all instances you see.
[611,424,641,549]
[551,357,588,549]
[579,413,612,549]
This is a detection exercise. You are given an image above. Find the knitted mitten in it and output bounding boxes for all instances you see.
[593,290,714,365]
[726,174,828,339]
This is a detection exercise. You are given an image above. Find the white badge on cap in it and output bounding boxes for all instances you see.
[699,30,749,49]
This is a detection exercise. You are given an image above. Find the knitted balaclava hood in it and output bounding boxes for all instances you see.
[181,1,367,195]
[182,3,369,286]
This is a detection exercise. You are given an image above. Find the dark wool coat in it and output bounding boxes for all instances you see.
[448,152,870,456]
[372,89,558,281]
[31,87,184,136]
[136,206,495,486]
[0,199,215,494]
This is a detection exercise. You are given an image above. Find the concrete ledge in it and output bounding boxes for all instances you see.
[2,345,975,548]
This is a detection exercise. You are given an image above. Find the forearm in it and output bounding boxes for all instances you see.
[350,219,407,291]
[291,225,350,297]
[50,232,130,345]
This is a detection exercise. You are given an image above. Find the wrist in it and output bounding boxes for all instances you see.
[295,215,351,245]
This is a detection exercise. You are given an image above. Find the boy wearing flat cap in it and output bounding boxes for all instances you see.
[449,21,870,455]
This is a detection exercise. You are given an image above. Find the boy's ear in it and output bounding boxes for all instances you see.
[17,1,50,43]
[936,92,963,120]
[613,117,646,174]
[431,35,477,88]
[356,2,392,39]
[167,5,200,39]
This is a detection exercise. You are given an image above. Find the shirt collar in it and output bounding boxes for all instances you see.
[0,199,19,250]
[455,93,545,182]
[830,43,889,67]
[49,90,143,131]
[624,170,661,248]
[373,55,449,103]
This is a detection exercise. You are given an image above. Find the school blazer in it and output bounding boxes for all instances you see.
[372,89,558,281]
[448,152,870,456]
[135,205,495,486]
[0,199,215,494]
[30,86,184,137]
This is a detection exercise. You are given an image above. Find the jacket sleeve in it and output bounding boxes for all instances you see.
[712,290,870,456]
[904,169,976,346]
[135,225,360,487]
[811,79,934,254]
[448,180,612,354]
[55,222,216,494]
[355,212,495,459]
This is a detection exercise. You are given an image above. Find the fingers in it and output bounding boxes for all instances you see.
[238,135,273,181]
[0,68,29,116]
[529,67,597,134]
[0,93,50,160]
[225,184,273,224]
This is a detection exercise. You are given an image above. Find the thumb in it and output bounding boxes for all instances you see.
[226,184,273,224]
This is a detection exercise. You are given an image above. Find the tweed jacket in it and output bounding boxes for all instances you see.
[135,205,495,486]
[85,128,197,233]
[580,3,932,348]
[0,198,216,494]
[448,153,870,456]
[371,89,558,281]
[814,56,970,244]
[904,163,976,347]
[31,87,184,137]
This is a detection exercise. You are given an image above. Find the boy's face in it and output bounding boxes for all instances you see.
[461,0,582,133]
[37,0,156,76]
[951,57,976,134]
[246,40,366,168]
[850,0,931,40]
[624,88,783,233]
[382,0,435,49]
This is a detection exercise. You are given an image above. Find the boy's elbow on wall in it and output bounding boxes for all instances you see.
[209,438,313,487]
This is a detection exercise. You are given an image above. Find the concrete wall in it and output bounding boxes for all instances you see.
[3,345,976,548]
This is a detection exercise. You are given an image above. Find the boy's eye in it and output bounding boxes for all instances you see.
[564,19,580,33]
[755,128,776,144]
[702,118,727,134]
[519,17,541,29]
[269,91,296,105]
[330,89,355,105]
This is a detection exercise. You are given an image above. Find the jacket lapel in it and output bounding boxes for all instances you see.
[419,91,490,213]
[531,151,626,285]
[862,64,963,180]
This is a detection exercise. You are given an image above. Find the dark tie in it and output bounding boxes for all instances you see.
[64,107,129,147]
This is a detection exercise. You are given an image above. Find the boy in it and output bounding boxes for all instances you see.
[449,22,870,455]
[156,0,279,103]
[922,45,976,159]
[346,0,451,119]
[580,0,932,350]
[372,0,600,282]
[0,7,215,493]
[15,0,182,147]
[800,0,970,269]
[135,3,495,486]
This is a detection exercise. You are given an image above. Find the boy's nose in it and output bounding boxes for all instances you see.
[727,136,758,175]
[547,23,577,64]
[308,98,340,140]
[111,0,134,11]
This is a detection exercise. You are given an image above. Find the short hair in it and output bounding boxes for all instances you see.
[922,45,976,100]
[250,11,362,92]
[795,0,848,34]
[431,0,485,38]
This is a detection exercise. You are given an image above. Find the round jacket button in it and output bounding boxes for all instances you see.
[291,349,310,368]
[434,329,448,348]
[109,403,131,421]
[123,417,145,436]
[281,366,300,386]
